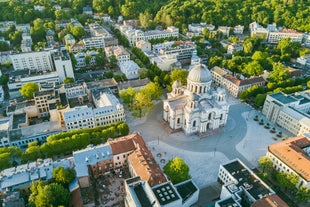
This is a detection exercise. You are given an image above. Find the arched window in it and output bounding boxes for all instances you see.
[177,118,180,124]
[208,113,212,120]
[193,120,196,127]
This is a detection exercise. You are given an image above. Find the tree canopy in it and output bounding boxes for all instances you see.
[52,166,76,185]
[163,157,190,184]
[19,82,39,99]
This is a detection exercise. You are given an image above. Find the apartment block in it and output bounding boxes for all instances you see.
[105,45,130,63]
[217,159,288,207]
[266,135,310,189]
[262,91,310,136]
[211,66,265,97]
[119,25,179,46]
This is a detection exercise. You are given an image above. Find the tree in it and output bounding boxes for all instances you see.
[9,30,22,47]
[307,80,310,89]
[141,82,163,100]
[0,75,9,86]
[163,157,190,184]
[52,166,75,185]
[30,18,46,43]
[134,91,153,117]
[268,63,289,83]
[258,156,273,173]
[243,61,263,76]
[71,26,86,39]
[138,68,148,79]
[109,55,117,68]
[30,182,70,207]
[255,93,267,108]
[139,11,154,29]
[0,41,10,51]
[64,77,74,84]
[119,87,136,104]
[95,53,106,66]
[296,187,310,203]
[170,69,188,86]
[19,82,39,99]
[208,56,223,68]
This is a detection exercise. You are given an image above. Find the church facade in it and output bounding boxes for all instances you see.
[163,64,229,135]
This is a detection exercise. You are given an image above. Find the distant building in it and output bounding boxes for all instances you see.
[20,35,32,53]
[118,78,150,91]
[233,25,244,35]
[187,23,215,37]
[64,34,76,46]
[118,60,140,80]
[266,135,310,189]
[52,47,75,82]
[105,45,130,63]
[249,22,303,44]
[262,91,310,136]
[82,36,105,50]
[82,5,93,16]
[211,66,266,97]
[74,51,99,68]
[135,40,151,52]
[218,26,230,37]
[118,25,179,46]
[227,43,243,54]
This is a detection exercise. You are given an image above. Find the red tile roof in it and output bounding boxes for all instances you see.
[252,194,289,207]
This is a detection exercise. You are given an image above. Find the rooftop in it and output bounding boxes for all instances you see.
[223,160,273,200]
[108,133,140,155]
[268,135,310,181]
[216,197,241,207]
[152,182,180,205]
[252,194,289,207]
[133,182,153,207]
[118,78,150,91]
[12,113,27,129]
[175,179,198,203]
[269,92,298,105]
[73,143,113,177]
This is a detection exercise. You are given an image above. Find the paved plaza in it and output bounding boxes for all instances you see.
[127,96,292,188]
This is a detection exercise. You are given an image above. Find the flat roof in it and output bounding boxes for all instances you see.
[12,113,27,129]
[153,182,180,205]
[216,197,241,207]
[223,160,272,200]
[268,136,310,181]
[269,92,297,104]
[133,183,153,207]
[175,180,198,203]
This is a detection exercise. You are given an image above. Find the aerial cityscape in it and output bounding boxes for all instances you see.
[0,0,310,207]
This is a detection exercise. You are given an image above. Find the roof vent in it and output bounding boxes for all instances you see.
[85,156,89,162]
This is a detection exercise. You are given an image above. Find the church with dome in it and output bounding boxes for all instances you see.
[163,63,229,135]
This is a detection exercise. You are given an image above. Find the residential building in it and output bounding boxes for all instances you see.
[34,90,60,117]
[88,23,118,47]
[262,91,310,136]
[135,40,151,52]
[64,83,87,99]
[0,86,4,102]
[64,34,76,46]
[73,143,113,188]
[252,194,289,207]
[249,22,303,44]
[266,135,310,189]
[83,36,105,50]
[52,47,75,82]
[34,5,44,12]
[10,51,53,72]
[0,51,11,65]
[68,42,86,53]
[54,4,61,10]
[0,158,73,192]
[105,45,130,63]
[149,53,178,71]
[20,35,32,52]
[211,66,266,97]
[119,25,179,46]
[233,25,244,35]
[218,26,230,36]
[64,93,124,130]
[152,41,196,64]
[296,54,310,67]
[163,64,229,135]
[74,51,99,68]
[227,43,243,54]
[118,60,140,80]
[187,23,215,37]
[217,159,289,207]
[8,70,60,91]
[82,5,93,16]
[55,19,82,29]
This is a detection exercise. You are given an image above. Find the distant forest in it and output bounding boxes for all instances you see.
[0,0,309,33]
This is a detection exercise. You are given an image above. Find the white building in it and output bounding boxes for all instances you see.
[20,35,32,53]
[188,23,215,33]
[64,83,87,99]
[0,86,4,102]
[83,36,105,50]
[249,22,303,44]
[296,54,310,67]
[266,135,310,189]
[218,26,230,36]
[118,60,140,80]
[135,40,151,52]
[163,64,229,135]
[64,93,125,130]
[52,47,75,82]
[227,43,243,54]
[216,159,287,207]
[8,71,59,90]
[233,25,244,35]
[211,66,266,97]
[74,51,99,68]
[105,45,130,63]
[10,51,53,72]
[262,91,310,136]
[119,25,179,46]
